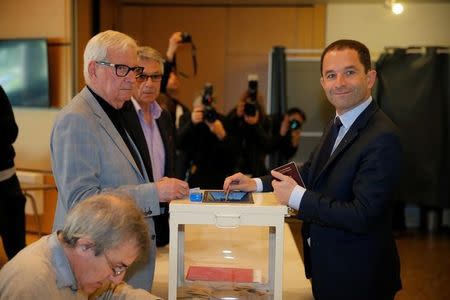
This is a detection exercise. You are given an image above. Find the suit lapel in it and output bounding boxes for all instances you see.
[309,120,333,180]
[156,117,169,157]
[81,88,146,181]
[157,111,174,177]
[121,101,154,181]
[311,101,379,186]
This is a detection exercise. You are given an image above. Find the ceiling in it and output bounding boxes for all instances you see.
[121,0,450,5]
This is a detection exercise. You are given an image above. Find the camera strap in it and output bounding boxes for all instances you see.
[172,41,197,78]
[191,42,197,75]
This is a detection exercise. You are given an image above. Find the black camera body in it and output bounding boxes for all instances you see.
[244,100,257,117]
[244,75,259,117]
[180,32,192,43]
[289,119,303,131]
[202,83,217,123]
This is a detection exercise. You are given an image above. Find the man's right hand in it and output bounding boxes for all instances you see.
[166,32,183,62]
[223,172,257,192]
[156,177,189,202]
[191,106,204,124]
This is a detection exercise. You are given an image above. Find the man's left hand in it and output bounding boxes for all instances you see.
[271,170,297,205]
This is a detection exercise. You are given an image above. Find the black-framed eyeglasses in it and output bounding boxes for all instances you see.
[136,73,163,83]
[96,61,144,77]
[103,251,128,277]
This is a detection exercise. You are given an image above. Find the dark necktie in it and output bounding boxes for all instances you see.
[316,116,342,171]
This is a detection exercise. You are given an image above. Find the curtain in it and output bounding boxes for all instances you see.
[268,46,287,169]
[270,46,287,115]
[375,47,449,208]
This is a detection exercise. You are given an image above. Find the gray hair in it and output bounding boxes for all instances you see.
[60,193,150,258]
[83,30,138,85]
[137,46,164,73]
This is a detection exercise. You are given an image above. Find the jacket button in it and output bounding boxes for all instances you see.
[151,234,156,240]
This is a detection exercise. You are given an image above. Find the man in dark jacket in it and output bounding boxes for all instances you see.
[121,46,188,247]
[0,85,26,259]
[224,40,402,300]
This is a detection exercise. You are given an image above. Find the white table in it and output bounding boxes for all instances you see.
[168,192,288,299]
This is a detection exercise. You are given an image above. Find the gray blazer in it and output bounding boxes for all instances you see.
[50,87,160,290]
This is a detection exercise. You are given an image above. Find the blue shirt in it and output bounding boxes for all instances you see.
[131,99,165,181]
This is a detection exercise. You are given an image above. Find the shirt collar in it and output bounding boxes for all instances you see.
[49,232,78,292]
[131,97,162,120]
[336,96,372,130]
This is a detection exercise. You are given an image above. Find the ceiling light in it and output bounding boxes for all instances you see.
[385,0,404,15]
[392,3,404,15]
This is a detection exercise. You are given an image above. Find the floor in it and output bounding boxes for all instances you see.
[1,224,449,299]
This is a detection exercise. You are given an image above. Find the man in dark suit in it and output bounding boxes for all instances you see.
[121,46,189,247]
[224,39,402,300]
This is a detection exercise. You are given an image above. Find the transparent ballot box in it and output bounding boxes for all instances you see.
[168,192,287,300]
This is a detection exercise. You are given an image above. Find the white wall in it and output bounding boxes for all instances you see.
[326,3,450,58]
[13,108,59,171]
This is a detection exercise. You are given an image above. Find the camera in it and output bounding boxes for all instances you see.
[201,83,217,123]
[289,119,303,131]
[244,74,258,117]
[180,32,192,43]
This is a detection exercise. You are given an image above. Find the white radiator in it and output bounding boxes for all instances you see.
[17,171,44,215]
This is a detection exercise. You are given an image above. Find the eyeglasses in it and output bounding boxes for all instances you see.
[103,252,128,277]
[136,73,163,83]
[96,61,144,77]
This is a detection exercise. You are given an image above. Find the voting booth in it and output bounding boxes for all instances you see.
[168,192,288,299]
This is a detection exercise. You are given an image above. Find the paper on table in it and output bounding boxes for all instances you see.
[272,161,305,187]
[186,266,254,283]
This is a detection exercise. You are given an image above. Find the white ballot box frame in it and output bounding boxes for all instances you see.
[168,192,288,299]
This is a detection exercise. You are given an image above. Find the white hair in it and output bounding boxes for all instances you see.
[83,30,138,85]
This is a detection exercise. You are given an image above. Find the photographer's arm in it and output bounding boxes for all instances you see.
[166,32,182,63]
[161,32,182,92]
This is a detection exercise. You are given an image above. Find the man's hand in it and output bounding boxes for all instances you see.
[206,119,226,140]
[236,100,245,117]
[279,114,290,137]
[166,32,183,62]
[223,172,256,192]
[290,129,301,147]
[191,106,204,124]
[156,177,189,202]
[271,170,297,205]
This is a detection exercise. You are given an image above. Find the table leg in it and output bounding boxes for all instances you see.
[274,221,285,299]
[23,192,42,237]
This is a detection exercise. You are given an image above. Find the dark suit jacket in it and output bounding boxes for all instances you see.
[121,100,176,247]
[121,100,176,180]
[263,101,402,300]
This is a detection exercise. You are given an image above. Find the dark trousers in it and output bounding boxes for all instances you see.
[0,174,26,259]
[153,203,170,247]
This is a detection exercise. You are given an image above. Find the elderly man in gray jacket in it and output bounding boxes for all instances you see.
[50,30,189,291]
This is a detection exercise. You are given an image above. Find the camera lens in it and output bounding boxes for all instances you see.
[289,120,302,130]
[244,102,257,117]
[204,106,217,123]
[181,32,192,43]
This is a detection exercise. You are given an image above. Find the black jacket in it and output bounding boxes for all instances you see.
[262,101,402,299]
[0,86,18,171]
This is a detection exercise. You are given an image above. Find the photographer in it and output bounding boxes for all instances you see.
[226,76,272,177]
[269,107,307,168]
[177,84,237,189]
[157,32,192,179]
